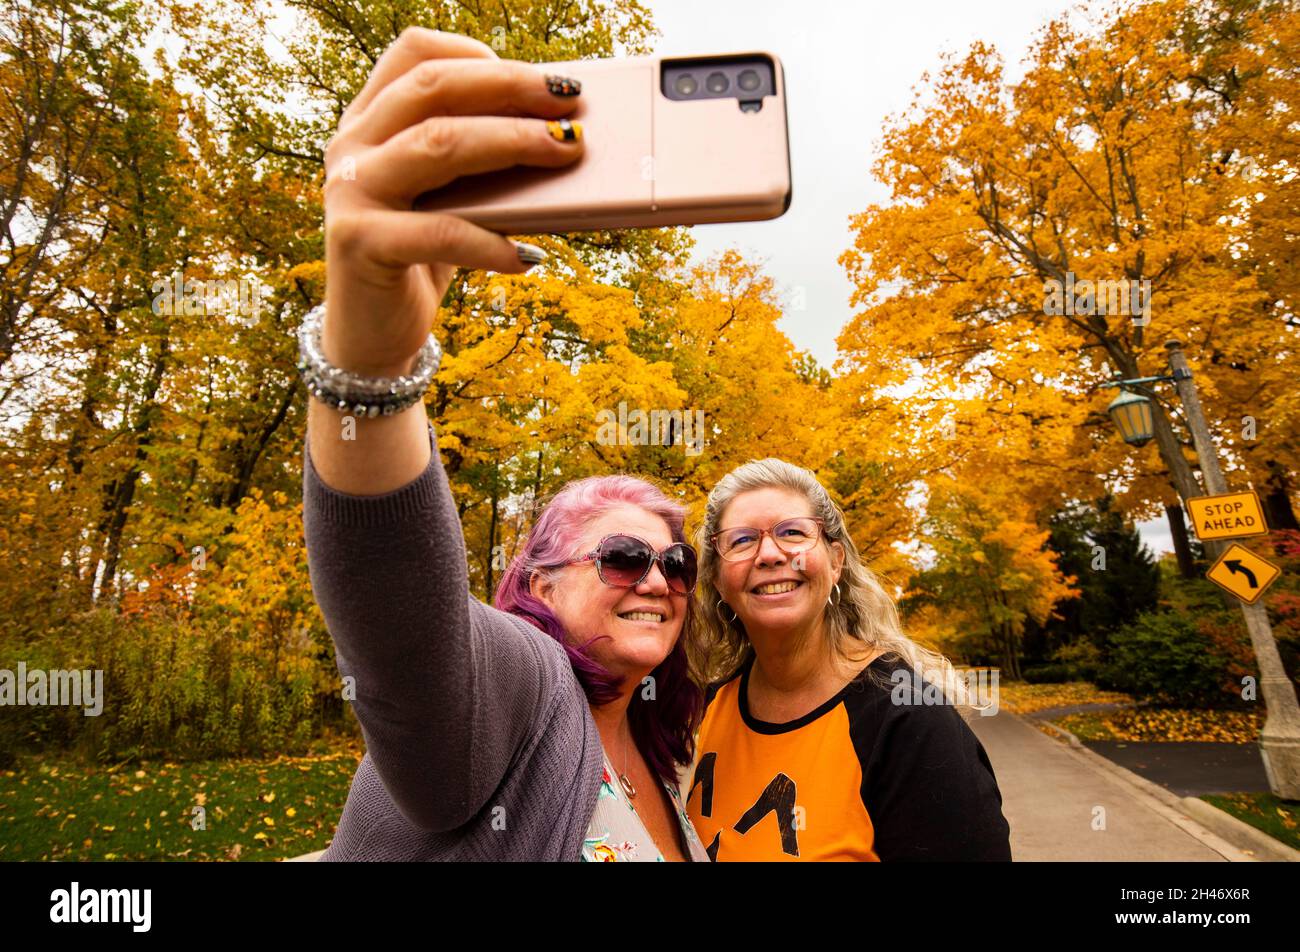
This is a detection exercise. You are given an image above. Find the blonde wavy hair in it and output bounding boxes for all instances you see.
[690,457,970,703]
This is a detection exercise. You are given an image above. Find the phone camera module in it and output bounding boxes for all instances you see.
[661,56,773,105]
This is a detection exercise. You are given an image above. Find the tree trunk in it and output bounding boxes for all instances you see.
[217,383,296,511]
[1001,626,1022,682]
[97,334,170,600]
[1261,460,1299,548]
[1165,502,1196,578]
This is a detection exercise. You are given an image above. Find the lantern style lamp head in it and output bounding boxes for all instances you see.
[1108,389,1155,446]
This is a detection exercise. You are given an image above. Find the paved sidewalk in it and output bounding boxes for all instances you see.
[964,707,1249,861]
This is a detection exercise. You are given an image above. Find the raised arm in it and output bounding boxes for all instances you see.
[300,27,587,830]
[305,413,543,830]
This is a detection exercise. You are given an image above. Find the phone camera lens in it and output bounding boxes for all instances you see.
[675,74,697,96]
[738,69,761,92]
[705,71,729,94]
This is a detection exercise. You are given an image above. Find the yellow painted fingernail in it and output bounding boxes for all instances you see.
[546,119,583,143]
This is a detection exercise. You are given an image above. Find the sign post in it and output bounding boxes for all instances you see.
[1166,340,1300,800]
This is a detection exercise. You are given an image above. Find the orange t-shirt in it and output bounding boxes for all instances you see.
[686,654,1011,862]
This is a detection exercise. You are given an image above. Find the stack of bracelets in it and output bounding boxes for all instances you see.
[295,303,442,418]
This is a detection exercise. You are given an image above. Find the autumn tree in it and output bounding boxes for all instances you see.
[0,0,203,625]
[1188,0,1300,532]
[0,0,681,622]
[904,476,1081,679]
[838,0,1299,579]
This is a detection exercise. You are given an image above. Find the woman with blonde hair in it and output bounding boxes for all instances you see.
[685,458,1011,861]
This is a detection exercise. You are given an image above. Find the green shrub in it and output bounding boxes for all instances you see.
[1022,640,1104,683]
[1,604,350,764]
[1021,664,1073,684]
[1098,610,1240,707]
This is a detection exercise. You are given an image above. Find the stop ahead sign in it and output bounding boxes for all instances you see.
[1186,491,1269,541]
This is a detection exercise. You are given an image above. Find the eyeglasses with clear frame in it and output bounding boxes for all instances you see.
[710,517,826,562]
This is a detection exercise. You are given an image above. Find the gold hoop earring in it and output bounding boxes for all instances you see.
[716,599,739,625]
[827,582,842,608]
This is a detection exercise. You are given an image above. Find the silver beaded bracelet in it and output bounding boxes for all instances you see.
[295,304,442,418]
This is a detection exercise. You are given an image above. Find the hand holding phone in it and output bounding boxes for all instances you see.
[415,52,793,233]
[317,29,791,379]
[318,27,582,377]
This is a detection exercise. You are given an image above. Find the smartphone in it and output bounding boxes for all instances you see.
[414,52,792,233]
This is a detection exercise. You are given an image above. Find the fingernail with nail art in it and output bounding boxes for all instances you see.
[546,118,583,143]
[515,242,548,266]
[545,74,582,96]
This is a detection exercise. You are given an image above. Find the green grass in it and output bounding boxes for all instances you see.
[0,736,362,861]
[1201,792,1300,852]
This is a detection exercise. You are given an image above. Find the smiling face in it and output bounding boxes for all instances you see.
[530,504,688,680]
[713,487,844,641]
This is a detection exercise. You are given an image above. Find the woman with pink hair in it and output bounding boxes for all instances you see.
[301,28,708,861]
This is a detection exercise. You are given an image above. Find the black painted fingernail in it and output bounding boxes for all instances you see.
[545,74,582,96]
[515,241,547,266]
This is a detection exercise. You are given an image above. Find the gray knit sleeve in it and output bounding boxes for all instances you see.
[302,421,553,831]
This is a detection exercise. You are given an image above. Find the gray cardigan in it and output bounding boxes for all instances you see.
[303,422,604,860]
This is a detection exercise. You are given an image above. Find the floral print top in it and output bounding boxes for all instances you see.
[580,751,713,862]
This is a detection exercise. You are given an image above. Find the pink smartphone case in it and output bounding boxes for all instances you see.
[414,52,791,233]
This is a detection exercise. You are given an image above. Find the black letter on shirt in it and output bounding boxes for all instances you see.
[689,751,716,818]
[734,772,799,857]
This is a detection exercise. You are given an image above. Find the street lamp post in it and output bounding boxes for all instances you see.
[1103,340,1300,800]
